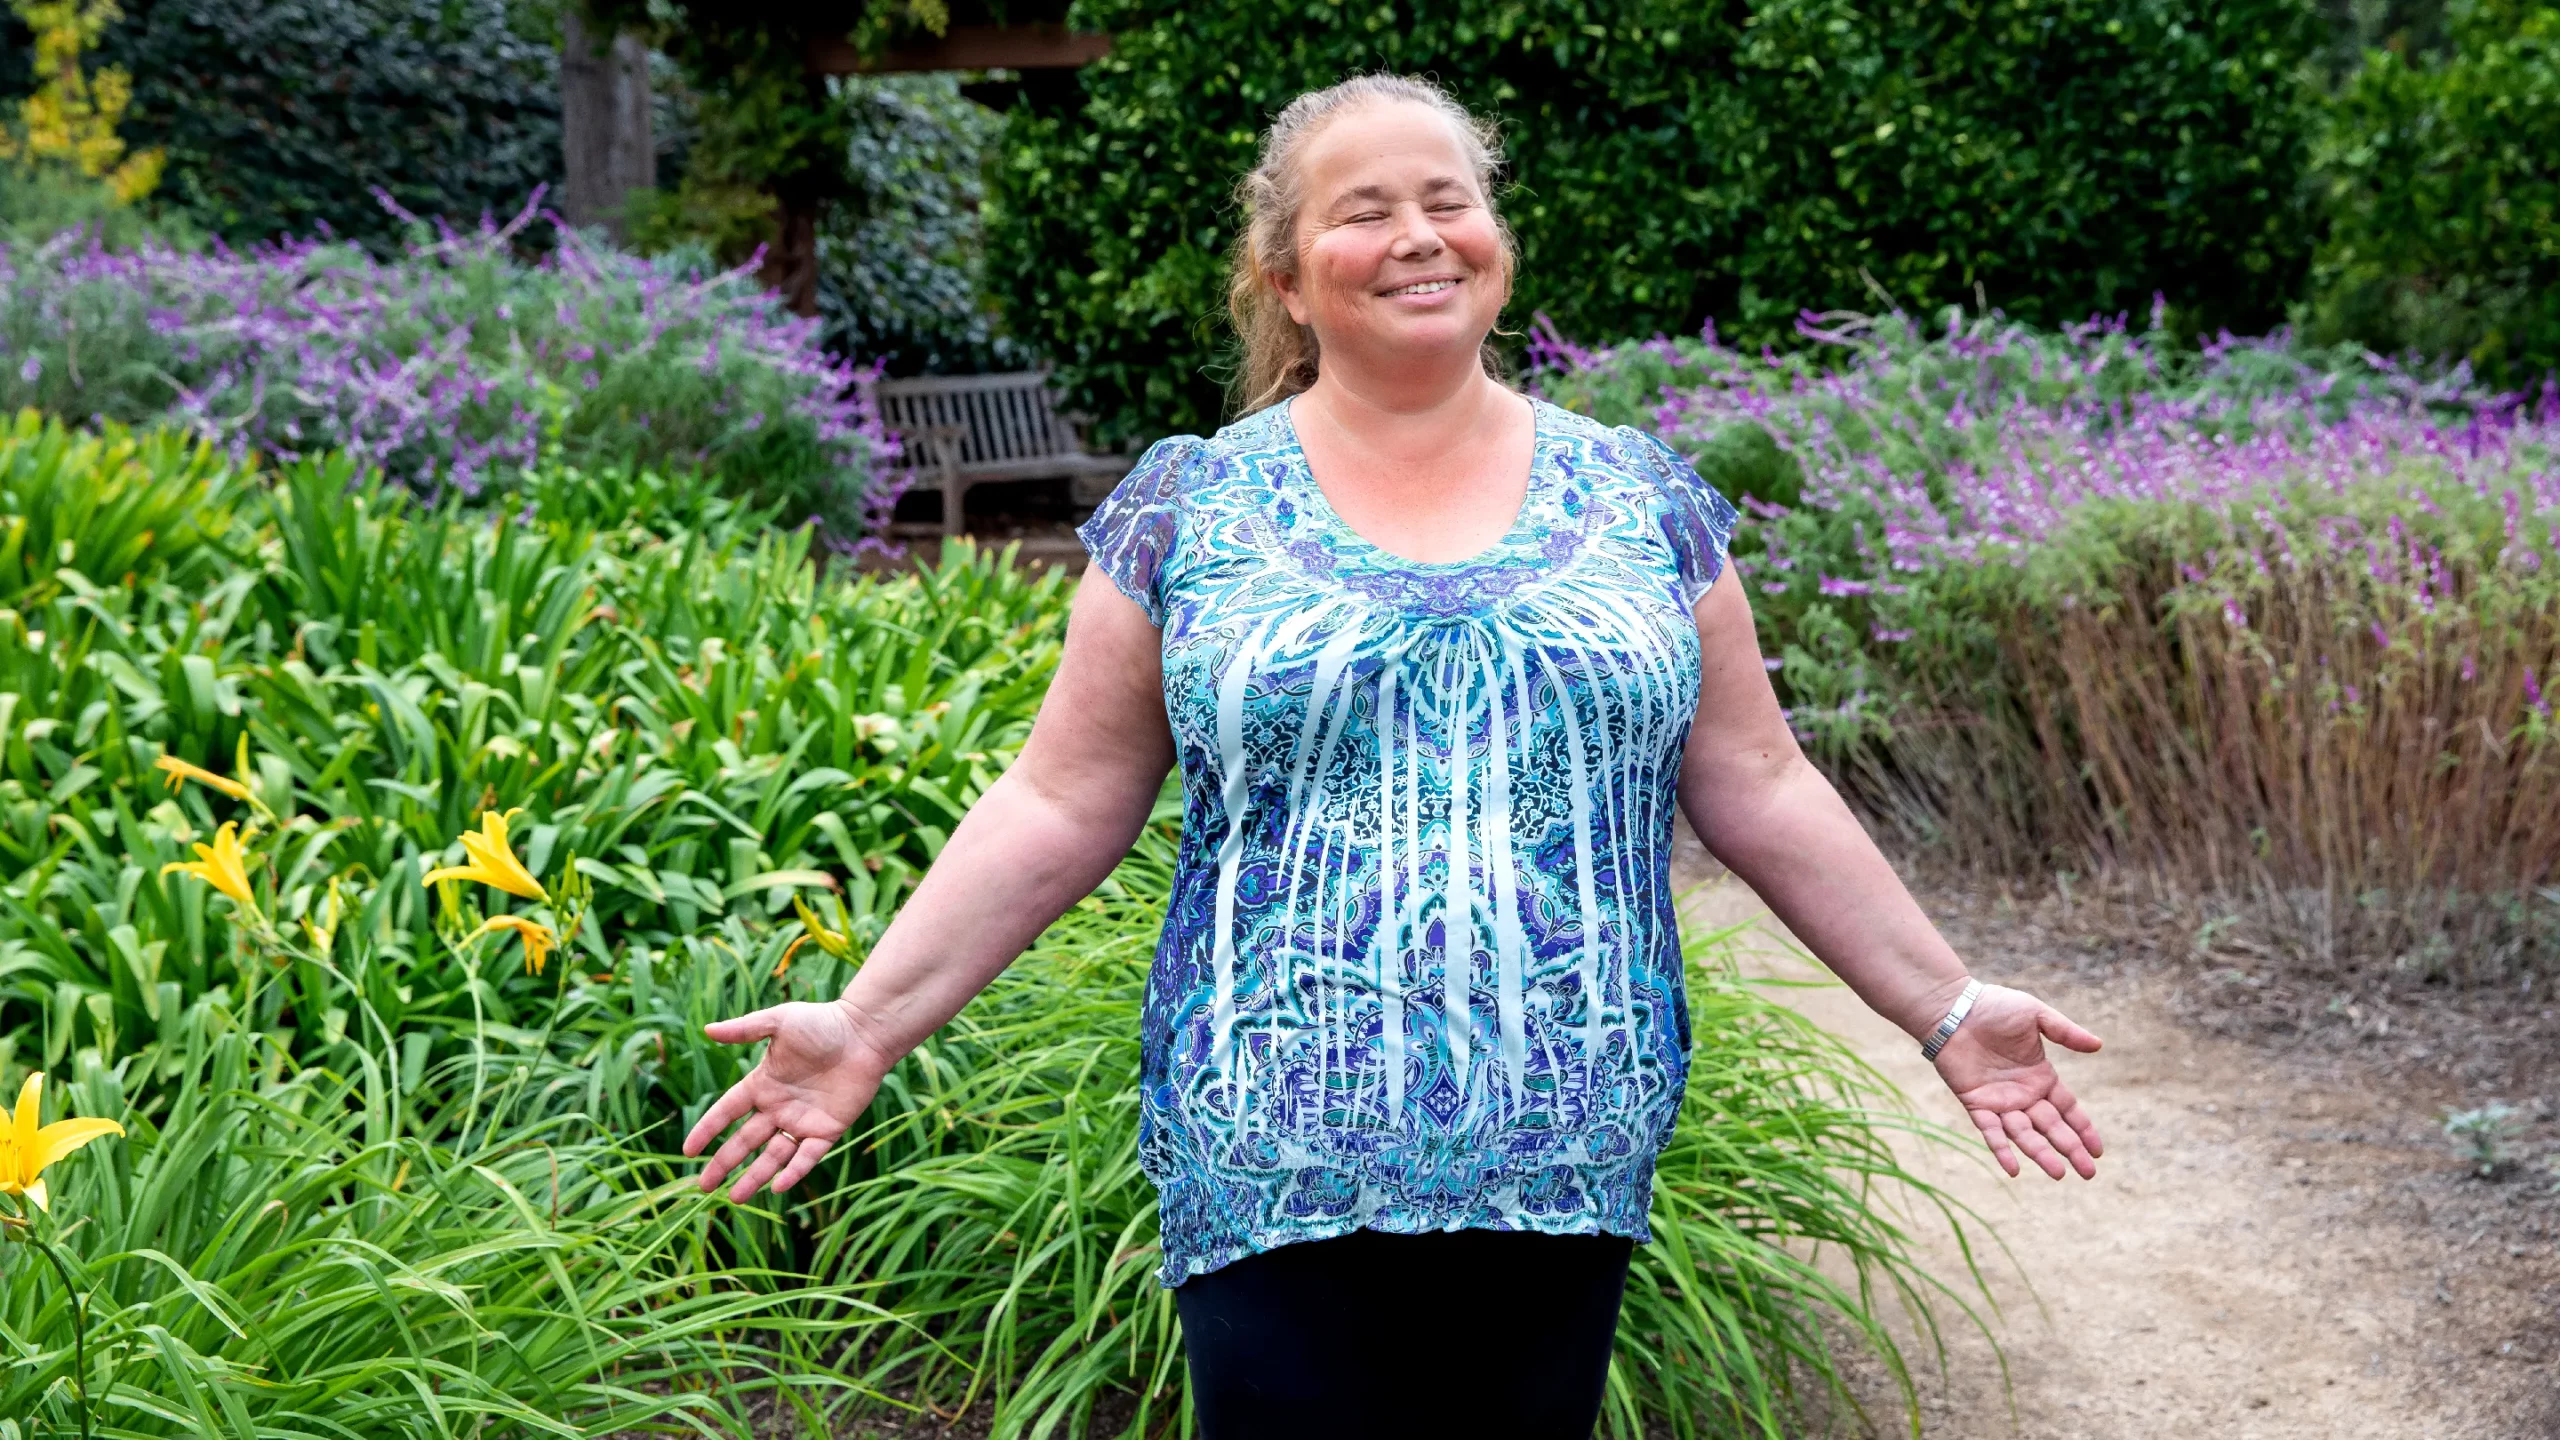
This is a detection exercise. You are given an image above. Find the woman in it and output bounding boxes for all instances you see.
[683,74,2105,1439]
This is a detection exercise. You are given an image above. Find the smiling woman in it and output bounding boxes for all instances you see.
[683,72,2109,1440]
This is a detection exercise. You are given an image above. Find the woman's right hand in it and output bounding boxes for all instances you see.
[682,997,889,1202]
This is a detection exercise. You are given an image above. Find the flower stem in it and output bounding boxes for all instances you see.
[29,1232,93,1440]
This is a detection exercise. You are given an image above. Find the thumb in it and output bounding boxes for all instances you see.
[2038,1003,2103,1054]
[703,1007,782,1045]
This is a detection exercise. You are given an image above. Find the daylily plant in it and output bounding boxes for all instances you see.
[472,914,560,976]
[161,820,259,914]
[0,1073,123,1214]
[423,809,549,902]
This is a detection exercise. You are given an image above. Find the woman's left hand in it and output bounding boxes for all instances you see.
[1930,985,2106,1180]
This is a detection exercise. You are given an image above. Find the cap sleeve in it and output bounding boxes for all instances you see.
[1629,427,1742,607]
[1074,435,1202,628]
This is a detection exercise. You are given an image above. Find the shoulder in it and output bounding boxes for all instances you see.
[1117,404,1290,496]
[1529,397,1686,483]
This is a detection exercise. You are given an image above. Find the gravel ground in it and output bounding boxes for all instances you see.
[1669,825,2560,1440]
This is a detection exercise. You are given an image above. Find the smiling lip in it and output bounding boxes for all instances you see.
[1378,275,1465,298]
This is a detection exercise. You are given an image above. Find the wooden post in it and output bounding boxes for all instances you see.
[560,10,656,242]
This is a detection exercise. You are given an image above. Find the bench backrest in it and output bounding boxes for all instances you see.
[876,372,1077,471]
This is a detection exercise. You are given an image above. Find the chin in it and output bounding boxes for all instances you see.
[1367,310,1495,353]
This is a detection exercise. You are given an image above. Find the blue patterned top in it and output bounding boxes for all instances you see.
[1075,393,1742,1288]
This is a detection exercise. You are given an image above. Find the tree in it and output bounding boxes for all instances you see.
[582,0,952,314]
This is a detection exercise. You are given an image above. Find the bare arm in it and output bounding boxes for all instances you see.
[683,566,1175,1200]
[1676,569,2108,1181]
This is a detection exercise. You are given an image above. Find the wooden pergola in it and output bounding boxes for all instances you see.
[806,23,1110,74]
[562,7,1110,312]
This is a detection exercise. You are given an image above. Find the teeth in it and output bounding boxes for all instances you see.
[1385,279,1457,297]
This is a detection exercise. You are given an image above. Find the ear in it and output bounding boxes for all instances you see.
[1270,265,1311,328]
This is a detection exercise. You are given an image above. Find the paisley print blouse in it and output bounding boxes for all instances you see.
[1075,393,1741,1288]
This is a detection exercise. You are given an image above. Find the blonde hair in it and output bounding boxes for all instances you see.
[1225,74,1519,416]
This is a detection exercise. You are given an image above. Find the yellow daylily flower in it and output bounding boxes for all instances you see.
[160,821,257,910]
[472,914,559,976]
[422,809,549,902]
[774,933,811,979]
[154,753,252,803]
[0,1072,124,1213]
[791,894,854,960]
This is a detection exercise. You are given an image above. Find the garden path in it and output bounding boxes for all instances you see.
[1669,824,2560,1440]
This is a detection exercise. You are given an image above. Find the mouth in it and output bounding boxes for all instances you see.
[1378,276,1464,298]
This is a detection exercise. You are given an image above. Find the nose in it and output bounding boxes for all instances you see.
[1387,201,1442,259]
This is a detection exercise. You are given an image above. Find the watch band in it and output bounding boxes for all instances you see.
[1919,978,1984,1062]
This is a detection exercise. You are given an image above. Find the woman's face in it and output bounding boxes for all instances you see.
[1273,100,1507,376]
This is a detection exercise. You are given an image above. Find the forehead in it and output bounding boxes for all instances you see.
[1297,100,1477,201]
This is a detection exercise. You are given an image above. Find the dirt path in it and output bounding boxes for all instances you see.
[1669,826,2560,1439]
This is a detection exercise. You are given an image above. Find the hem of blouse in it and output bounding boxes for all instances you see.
[1071,510,1165,628]
[1156,1209,1657,1290]
[1684,541,1734,609]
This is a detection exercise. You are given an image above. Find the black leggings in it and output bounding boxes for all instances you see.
[1172,1226,1635,1440]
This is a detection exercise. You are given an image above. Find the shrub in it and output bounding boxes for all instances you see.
[0,198,901,540]
[1538,309,2560,980]
[2306,0,2560,386]
[818,73,1034,377]
[987,0,2320,444]
[0,0,564,252]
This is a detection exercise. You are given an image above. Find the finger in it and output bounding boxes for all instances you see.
[2038,1004,2103,1054]
[769,1134,835,1193]
[1969,1107,2021,1178]
[2030,1099,2098,1179]
[2002,1109,2070,1181]
[703,1007,783,1045]
[728,1133,799,1204]
[700,1110,778,1193]
[682,1079,759,1158]
[2048,1078,2106,1159]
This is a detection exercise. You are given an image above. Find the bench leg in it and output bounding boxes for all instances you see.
[943,474,968,536]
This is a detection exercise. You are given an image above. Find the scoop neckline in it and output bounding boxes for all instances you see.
[1277,391,1550,571]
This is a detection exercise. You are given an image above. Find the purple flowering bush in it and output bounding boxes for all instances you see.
[1538,309,2560,979]
[0,194,903,544]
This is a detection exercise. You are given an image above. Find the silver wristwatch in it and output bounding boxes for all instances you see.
[1919,978,1985,1062]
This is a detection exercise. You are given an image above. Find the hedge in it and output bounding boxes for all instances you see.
[0,0,563,252]
[2306,0,2560,386]
[986,0,2321,445]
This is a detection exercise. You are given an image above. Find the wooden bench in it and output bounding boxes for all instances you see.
[875,372,1133,536]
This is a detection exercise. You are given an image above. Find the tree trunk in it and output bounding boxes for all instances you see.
[560,10,655,242]
[762,183,822,316]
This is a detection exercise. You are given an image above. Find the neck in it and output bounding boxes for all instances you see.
[1297,351,1511,461]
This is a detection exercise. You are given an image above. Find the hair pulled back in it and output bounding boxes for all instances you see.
[1226,74,1517,417]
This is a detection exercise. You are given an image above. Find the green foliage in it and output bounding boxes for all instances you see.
[2306,0,2560,384]
[0,0,564,251]
[0,1026,866,1433]
[820,73,1033,376]
[2441,1101,2525,1177]
[595,0,957,298]
[0,409,229,605]
[988,0,2320,444]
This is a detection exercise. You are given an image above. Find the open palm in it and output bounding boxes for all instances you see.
[682,998,887,1203]
[1930,984,2106,1180]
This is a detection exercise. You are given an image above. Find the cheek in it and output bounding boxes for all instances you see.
[1303,235,1388,317]
[1446,216,1506,282]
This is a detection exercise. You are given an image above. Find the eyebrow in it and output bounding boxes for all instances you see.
[1331,176,1471,206]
